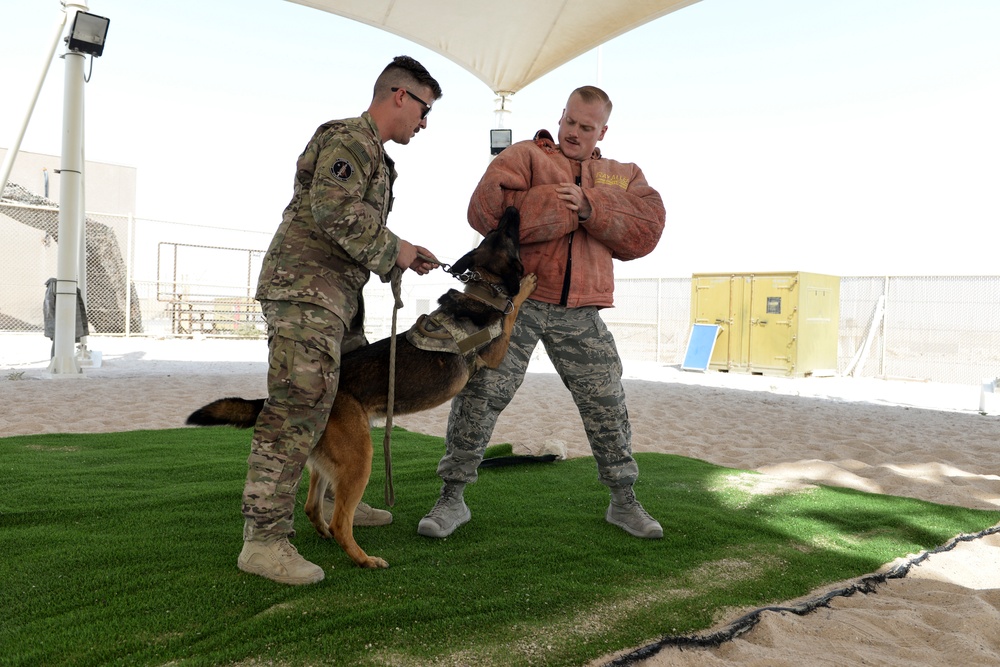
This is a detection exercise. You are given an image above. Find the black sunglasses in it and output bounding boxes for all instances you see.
[391,87,431,119]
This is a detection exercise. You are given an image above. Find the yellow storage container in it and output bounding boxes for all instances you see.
[690,272,840,377]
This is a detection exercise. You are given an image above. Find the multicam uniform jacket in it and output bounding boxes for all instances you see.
[256,111,400,326]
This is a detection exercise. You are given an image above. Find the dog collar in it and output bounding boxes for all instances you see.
[462,282,513,314]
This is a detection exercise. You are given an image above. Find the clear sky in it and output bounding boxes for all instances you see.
[3,0,998,278]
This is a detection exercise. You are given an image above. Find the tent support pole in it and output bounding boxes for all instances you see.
[0,7,67,198]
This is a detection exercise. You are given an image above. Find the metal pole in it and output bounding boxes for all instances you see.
[125,212,133,337]
[596,45,603,86]
[880,275,889,378]
[78,110,89,350]
[655,278,662,362]
[49,3,90,376]
[76,120,101,365]
[0,9,67,198]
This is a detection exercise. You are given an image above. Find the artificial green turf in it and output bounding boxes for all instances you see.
[1,427,997,667]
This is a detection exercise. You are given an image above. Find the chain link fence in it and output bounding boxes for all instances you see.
[838,276,1000,385]
[0,190,140,335]
[2,200,998,386]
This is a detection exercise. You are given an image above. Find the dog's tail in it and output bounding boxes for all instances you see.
[186,397,264,429]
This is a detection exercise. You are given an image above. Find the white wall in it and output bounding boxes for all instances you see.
[1,147,136,215]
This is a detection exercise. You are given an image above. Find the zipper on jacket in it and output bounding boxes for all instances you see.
[559,233,574,306]
[559,175,582,306]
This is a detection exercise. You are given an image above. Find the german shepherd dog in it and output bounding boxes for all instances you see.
[186,206,536,569]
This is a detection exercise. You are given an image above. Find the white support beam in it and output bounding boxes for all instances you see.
[48,1,91,377]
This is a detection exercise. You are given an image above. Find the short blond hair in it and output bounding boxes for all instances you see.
[570,86,612,121]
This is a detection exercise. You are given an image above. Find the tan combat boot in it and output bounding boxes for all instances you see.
[352,501,393,526]
[323,493,393,527]
[238,537,324,585]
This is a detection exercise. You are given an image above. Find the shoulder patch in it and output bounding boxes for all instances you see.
[331,159,354,181]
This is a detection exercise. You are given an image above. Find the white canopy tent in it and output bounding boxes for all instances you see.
[286,0,702,96]
[14,0,703,377]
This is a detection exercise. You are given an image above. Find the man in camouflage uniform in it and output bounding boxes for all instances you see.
[419,86,666,541]
[239,56,442,585]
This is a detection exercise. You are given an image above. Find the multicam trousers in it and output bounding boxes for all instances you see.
[437,299,639,489]
[242,299,365,541]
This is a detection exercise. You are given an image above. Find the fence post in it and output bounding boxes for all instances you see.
[125,212,134,337]
[656,278,663,363]
[880,275,890,377]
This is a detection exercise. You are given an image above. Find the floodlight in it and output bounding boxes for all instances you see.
[490,129,512,155]
[67,11,110,57]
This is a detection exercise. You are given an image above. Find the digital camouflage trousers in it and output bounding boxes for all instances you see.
[437,299,639,489]
[242,299,366,541]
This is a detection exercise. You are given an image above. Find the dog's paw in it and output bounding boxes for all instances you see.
[519,273,538,297]
[304,509,334,539]
[360,556,389,569]
[307,520,333,539]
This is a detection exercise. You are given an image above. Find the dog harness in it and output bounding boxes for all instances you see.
[405,282,512,374]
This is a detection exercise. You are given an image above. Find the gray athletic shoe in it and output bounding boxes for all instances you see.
[238,537,325,585]
[606,487,663,539]
[417,483,471,538]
